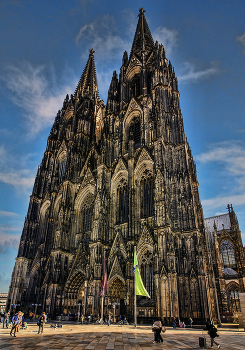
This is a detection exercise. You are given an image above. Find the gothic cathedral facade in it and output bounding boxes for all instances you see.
[7,9,245,323]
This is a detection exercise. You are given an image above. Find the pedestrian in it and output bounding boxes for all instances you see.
[189,317,193,328]
[152,320,165,343]
[173,317,177,329]
[10,313,19,337]
[81,314,84,324]
[16,312,22,332]
[107,313,110,326]
[206,321,221,349]
[3,310,10,328]
[37,312,46,334]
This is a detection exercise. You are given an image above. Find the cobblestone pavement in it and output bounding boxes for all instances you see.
[0,323,245,349]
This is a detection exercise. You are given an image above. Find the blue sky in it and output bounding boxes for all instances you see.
[0,0,245,293]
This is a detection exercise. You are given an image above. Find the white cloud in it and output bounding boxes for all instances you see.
[196,141,245,179]
[178,61,219,82]
[236,32,245,54]
[0,210,21,218]
[197,141,245,230]
[0,145,36,191]
[153,27,178,58]
[0,229,21,254]
[2,62,76,136]
[0,171,35,189]
[76,15,131,62]
[202,193,245,211]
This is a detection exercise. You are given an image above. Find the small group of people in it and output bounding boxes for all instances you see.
[152,320,166,343]
[152,317,220,348]
[10,311,24,337]
[173,317,193,329]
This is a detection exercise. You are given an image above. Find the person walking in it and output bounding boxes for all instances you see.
[10,313,19,337]
[3,310,10,328]
[189,317,193,328]
[37,312,46,334]
[206,322,221,349]
[173,317,177,329]
[107,313,111,326]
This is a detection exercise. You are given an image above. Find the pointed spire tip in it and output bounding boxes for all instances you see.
[139,8,146,16]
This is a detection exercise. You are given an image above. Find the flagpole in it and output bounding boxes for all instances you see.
[134,246,137,328]
[101,251,106,323]
[101,294,104,323]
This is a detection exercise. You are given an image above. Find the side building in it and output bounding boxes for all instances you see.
[204,204,245,323]
[7,9,245,324]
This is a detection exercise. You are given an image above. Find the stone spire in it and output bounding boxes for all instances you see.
[75,49,99,99]
[129,8,154,61]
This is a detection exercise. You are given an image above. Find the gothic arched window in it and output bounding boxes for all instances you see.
[82,206,93,232]
[118,185,128,224]
[130,74,140,99]
[141,176,154,218]
[140,250,154,299]
[129,117,141,149]
[59,159,66,183]
[221,240,236,268]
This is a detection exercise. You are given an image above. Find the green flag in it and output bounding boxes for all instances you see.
[133,250,150,298]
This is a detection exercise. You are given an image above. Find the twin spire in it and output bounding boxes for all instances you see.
[75,8,156,100]
[130,8,154,60]
[75,48,99,99]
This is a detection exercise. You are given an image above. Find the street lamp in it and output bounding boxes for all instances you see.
[11,304,20,314]
[75,302,82,322]
[112,302,120,323]
[32,303,41,318]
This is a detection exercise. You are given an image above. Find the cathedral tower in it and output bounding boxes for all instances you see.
[8,8,222,323]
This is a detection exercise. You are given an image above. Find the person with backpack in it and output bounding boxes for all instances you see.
[206,321,221,348]
[37,312,46,334]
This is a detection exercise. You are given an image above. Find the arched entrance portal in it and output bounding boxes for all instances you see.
[64,271,85,317]
[106,276,126,321]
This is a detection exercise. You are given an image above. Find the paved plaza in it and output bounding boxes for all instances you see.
[1,323,245,349]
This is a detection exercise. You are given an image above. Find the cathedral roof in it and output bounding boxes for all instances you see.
[224,267,238,277]
[75,49,99,99]
[129,8,154,61]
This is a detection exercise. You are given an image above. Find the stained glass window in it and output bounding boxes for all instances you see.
[83,207,92,232]
[221,240,236,267]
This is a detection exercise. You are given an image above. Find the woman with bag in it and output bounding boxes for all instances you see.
[206,322,221,348]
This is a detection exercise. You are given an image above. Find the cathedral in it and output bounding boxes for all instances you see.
[7,9,245,324]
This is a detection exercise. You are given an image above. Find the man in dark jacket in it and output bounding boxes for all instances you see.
[206,322,221,348]
[3,311,10,328]
[38,312,46,334]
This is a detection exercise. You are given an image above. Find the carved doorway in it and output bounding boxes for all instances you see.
[64,272,85,316]
[106,277,125,320]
